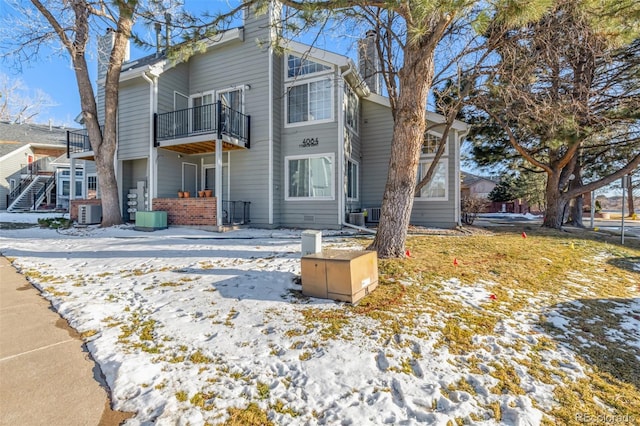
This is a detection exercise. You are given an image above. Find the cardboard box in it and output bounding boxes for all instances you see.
[301,250,378,303]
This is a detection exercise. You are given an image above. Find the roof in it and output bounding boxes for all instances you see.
[461,171,496,187]
[364,93,469,132]
[0,121,71,159]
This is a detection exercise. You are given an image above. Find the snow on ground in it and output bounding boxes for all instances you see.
[0,221,638,425]
[0,211,69,223]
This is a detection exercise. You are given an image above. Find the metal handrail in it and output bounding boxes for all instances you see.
[32,175,55,210]
[155,101,250,148]
[221,200,251,225]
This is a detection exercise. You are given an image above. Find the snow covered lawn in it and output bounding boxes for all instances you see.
[1,220,639,425]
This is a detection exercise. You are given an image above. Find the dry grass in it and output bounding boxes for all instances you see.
[297,226,640,422]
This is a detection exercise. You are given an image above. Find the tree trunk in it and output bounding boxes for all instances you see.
[542,173,569,228]
[367,42,436,258]
[628,182,635,216]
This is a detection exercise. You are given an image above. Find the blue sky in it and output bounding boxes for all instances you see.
[0,1,243,127]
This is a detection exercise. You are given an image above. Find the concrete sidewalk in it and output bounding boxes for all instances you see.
[0,257,132,425]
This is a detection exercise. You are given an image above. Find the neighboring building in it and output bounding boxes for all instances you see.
[68,4,468,229]
[0,121,69,211]
[461,172,496,200]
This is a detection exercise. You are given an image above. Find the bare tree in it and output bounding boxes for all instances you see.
[0,72,55,123]
[0,0,177,226]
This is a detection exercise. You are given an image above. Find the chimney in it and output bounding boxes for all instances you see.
[358,30,383,95]
[165,13,172,49]
[97,29,115,81]
[155,22,162,57]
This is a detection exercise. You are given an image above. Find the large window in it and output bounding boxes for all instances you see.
[286,78,332,125]
[347,159,359,200]
[285,54,333,126]
[416,160,448,200]
[286,154,334,200]
[344,86,359,133]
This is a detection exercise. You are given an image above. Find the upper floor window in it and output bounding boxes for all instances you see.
[344,86,359,134]
[286,78,333,126]
[422,131,447,156]
[287,55,331,78]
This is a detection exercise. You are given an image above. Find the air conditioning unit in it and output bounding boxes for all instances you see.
[348,212,365,227]
[367,207,382,223]
[78,204,102,225]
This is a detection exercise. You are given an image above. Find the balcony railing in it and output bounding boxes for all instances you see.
[67,128,92,157]
[155,101,250,149]
[221,200,251,226]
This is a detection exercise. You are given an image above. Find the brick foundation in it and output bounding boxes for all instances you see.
[70,199,102,221]
[152,197,217,226]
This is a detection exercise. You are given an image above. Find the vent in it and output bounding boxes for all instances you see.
[303,215,315,223]
[367,207,381,223]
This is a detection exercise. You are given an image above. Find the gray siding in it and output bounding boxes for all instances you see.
[361,99,393,208]
[158,65,189,114]
[118,80,151,160]
[155,152,194,198]
[271,50,284,227]
[360,98,459,228]
[0,147,30,210]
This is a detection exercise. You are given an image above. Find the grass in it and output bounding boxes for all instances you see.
[223,402,273,426]
[294,225,640,422]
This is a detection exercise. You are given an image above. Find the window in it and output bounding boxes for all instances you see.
[87,175,98,199]
[287,55,330,78]
[286,78,333,125]
[347,159,359,200]
[416,160,448,200]
[285,154,334,200]
[344,86,359,133]
[422,132,447,155]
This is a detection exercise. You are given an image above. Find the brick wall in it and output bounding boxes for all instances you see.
[70,199,102,221]
[152,198,217,226]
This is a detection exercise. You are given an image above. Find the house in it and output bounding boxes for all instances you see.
[461,171,496,201]
[0,121,72,211]
[67,4,468,229]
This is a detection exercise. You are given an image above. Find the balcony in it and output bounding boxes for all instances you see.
[155,101,250,154]
[66,128,94,160]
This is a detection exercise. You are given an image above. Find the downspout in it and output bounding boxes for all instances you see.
[338,69,351,227]
[267,8,274,226]
[455,127,470,226]
[141,71,158,211]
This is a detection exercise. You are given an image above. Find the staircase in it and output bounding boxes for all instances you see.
[7,175,54,212]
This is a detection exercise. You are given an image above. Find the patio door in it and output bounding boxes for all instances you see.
[218,89,242,136]
[182,163,197,198]
[190,91,214,132]
[203,164,228,201]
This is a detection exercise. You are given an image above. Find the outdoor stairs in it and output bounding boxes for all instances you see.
[7,176,51,212]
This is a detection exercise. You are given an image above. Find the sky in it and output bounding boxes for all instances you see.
[0,1,241,127]
[2,217,638,423]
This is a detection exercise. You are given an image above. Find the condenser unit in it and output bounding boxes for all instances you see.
[78,204,102,225]
[348,212,365,227]
[366,207,382,223]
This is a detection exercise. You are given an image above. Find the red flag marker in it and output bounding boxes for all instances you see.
[453,258,458,266]
[522,232,527,238]
[405,250,411,258]
[489,294,497,300]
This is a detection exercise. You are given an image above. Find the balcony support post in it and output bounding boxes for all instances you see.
[215,137,223,227]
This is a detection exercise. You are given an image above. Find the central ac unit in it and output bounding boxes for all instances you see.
[78,204,102,225]
[348,212,365,227]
